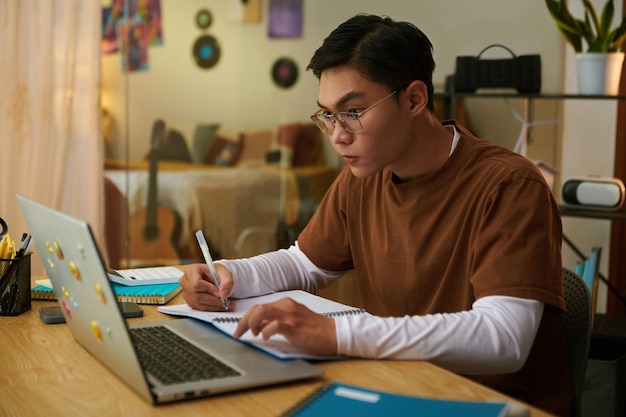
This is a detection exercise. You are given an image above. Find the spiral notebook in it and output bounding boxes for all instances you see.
[280,382,510,417]
[158,290,368,359]
[32,279,182,305]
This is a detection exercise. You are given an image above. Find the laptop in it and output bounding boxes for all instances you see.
[18,195,322,404]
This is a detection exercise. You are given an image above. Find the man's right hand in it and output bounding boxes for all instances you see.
[178,263,236,311]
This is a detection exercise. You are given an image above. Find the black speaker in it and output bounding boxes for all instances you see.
[454,44,541,93]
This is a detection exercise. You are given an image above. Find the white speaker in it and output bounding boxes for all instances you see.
[562,177,625,210]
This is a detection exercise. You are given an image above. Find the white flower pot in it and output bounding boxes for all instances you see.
[576,52,625,95]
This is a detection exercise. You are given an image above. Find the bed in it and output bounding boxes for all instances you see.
[104,160,338,267]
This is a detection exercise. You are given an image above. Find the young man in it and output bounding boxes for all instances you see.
[180,14,571,417]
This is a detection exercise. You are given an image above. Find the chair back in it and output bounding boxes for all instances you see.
[562,267,593,417]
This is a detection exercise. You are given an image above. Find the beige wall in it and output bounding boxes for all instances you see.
[101,0,563,163]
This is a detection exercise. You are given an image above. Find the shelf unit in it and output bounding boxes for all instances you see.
[434,91,626,120]
[434,90,626,311]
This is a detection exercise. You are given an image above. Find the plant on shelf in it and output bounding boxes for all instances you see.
[545,0,626,52]
[545,0,626,94]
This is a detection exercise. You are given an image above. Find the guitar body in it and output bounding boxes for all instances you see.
[127,119,181,267]
[128,206,180,262]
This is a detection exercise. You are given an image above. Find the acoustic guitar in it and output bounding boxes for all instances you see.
[128,119,181,266]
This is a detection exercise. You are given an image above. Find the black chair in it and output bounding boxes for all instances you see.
[562,267,593,417]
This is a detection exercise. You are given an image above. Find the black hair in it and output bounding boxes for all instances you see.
[307,14,435,110]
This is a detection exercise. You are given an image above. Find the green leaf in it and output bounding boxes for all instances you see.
[546,0,625,52]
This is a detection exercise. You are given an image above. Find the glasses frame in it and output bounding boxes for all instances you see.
[310,89,399,134]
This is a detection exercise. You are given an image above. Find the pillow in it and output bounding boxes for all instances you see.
[158,129,192,162]
[236,130,274,166]
[204,135,241,166]
[191,123,220,164]
[215,141,241,166]
[293,123,323,166]
[277,122,323,166]
[277,122,300,149]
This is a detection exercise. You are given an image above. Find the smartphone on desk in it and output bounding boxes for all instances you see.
[39,302,144,324]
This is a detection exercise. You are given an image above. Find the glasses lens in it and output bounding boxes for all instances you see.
[311,111,363,134]
[311,114,328,133]
[340,113,362,133]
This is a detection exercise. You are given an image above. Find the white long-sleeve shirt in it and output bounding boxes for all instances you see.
[217,243,544,375]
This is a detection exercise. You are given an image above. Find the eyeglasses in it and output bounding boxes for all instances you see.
[310,90,399,134]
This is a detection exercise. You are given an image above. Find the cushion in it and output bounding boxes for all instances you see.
[157,129,192,162]
[277,122,323,166]
[236,130,274,166]
[191,123,220,164]
[292,123,323,166]
[204,135,241,166]
[215,141,241,166]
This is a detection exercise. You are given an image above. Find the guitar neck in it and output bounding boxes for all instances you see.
[146,149,159,228]
[144,120,165,240]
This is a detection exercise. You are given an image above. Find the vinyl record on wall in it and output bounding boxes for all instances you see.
[195,9,213,30]
[192,34,221,69]
[271,57,298,88]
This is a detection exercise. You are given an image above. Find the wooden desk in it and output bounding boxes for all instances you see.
[0,296,555,417]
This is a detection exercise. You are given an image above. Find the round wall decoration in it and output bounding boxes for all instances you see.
[271,57,298,89]
[195,9,213,30]
[192,34,221,69]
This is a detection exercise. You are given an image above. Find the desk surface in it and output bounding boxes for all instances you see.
[0,295,555,417]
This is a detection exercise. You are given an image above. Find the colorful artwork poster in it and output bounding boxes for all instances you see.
[101,0,163,56]
[102,4,122,54]
[118,19,149,72]
[268,0,303,39]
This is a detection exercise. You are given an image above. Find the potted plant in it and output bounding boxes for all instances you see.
[545,0,626,94]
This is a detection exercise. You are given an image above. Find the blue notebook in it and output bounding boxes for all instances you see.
[31,282,181,305]
[281,382,510,417]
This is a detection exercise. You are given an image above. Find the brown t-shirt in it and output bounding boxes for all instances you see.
[298,121,572,417]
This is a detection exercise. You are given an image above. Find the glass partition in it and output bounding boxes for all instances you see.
[101,0,340,269]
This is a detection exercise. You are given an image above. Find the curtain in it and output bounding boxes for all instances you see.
[0,0,103,276]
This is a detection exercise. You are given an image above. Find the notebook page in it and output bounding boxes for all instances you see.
[158,290,367,359]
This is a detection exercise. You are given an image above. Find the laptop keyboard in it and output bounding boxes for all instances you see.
[129,326,241,385]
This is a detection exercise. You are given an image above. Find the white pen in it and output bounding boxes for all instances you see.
[195,230,229,310]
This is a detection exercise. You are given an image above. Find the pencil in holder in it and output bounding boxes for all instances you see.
[0,254,32,316]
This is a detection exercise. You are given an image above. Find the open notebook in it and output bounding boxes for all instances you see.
[159,290,368,359]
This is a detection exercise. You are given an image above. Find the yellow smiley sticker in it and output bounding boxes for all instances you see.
[52,240,64,260]
[61,286,70,299]
[91,321,103,342]
[94,283,106,304]
[68,261,82,282]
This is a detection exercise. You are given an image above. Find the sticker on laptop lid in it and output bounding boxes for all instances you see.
[94,283,106,304]
[68,261,82,282]
[61,299,72,320]
[91,321,103,342]
[52,240,63,260]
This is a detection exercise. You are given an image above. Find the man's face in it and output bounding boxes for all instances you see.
[316,66,413,178]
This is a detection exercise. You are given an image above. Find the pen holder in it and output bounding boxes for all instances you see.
[0,254,31,316]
